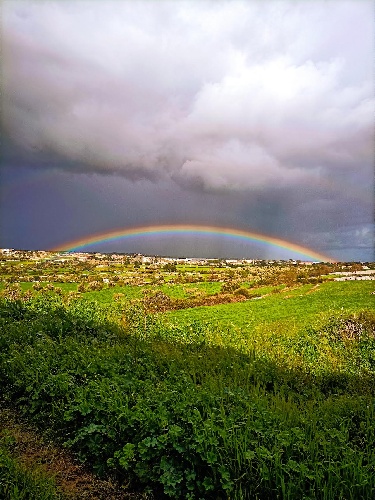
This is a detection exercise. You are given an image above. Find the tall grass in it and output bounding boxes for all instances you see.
[0,435,62,500]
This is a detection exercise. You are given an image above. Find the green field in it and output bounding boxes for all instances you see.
[167,281,375,330]
[1,258,375,498]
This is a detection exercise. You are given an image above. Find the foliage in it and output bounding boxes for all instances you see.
[163,263,177,273]
[0,290,375,498]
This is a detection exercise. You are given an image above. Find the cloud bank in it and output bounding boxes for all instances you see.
[2,0,373,193]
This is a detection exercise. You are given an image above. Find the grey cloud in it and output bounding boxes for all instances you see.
[302,224,374,253]
[2,0,374,196]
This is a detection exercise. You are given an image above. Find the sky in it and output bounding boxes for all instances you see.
[1,0,374,261]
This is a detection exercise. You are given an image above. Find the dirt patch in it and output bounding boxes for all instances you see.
[283,284,320,299]
[0,407,150,499]
[305,284,320,295]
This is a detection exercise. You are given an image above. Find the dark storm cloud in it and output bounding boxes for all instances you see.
[2,0,373,193]
[1,0,374,260]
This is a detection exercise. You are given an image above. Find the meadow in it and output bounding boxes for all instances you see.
[0,254,374,498]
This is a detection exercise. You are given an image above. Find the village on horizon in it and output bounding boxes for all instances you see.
[1,248,375,280]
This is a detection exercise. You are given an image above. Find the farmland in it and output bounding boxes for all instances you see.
[1,250,375,499]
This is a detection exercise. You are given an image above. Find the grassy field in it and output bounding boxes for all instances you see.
[167,281,375,330]
[1,261,375,498]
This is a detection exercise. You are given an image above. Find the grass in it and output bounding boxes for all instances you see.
[159,282,222,298]
[0,284,375,498]
[0,436,62,500]
[176,265,216,272]
[82,282,223,303]
[0,283,78,293]
[82,284,143,302]
[166,281,375,331]
[0,272,374,498]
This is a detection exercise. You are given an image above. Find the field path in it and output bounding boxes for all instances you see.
[305,283,321,295]
[282,283,320,299]
[0,406,147,499]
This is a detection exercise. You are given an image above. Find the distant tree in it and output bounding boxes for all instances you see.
[87,281,103,291]
[22,289,34,302]
[1,283,22,300]
[163,262,177,272]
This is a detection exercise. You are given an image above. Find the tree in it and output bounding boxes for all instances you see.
[163,262,177,272]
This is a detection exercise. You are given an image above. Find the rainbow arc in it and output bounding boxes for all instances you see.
[51,224,335,262]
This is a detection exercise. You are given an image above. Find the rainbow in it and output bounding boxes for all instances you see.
[50,224,335,262]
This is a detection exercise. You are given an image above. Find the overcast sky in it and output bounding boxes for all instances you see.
[1,0,374,260]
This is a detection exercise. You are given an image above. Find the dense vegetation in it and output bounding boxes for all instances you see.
[1,253,375,498]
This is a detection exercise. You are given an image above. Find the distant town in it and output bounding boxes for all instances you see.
[1,247,318,265]
[1,248,375,282]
